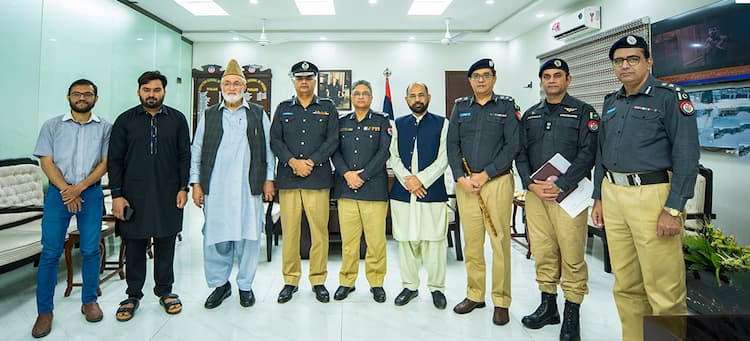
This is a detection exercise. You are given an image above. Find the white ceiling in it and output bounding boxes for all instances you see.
[127,0,586,44]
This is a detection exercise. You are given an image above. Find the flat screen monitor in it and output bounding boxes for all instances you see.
[689,87,750,155]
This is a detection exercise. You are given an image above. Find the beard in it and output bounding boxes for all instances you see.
[222,92,244,105]
[140,95,163,109]
[409,101,429,114]
[69,100,95,114]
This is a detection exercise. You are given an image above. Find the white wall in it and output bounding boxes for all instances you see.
[193,41,527,118]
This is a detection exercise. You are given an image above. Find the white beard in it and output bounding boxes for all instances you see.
[222,92,243,105]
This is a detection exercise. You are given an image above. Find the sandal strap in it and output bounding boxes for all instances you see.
[119,297,140,306]
[161,293,179,300]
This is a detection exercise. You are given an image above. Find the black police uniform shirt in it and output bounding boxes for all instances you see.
[447,94,521,180]
[332,109,391,201]
[592,75,699,211]
[270,95,339,190]
[516,93,598,192]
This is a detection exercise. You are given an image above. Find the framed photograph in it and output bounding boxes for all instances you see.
[317,70,352,111]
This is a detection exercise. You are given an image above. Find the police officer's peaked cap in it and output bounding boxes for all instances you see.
[538,58,569,77]
[467,58,496,77]
[608,35,649,60]
[291,60,319,77]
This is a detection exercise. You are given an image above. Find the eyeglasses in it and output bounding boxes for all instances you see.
[352,91,372,97]
[612,56,642,67]
[70,92,95,99]
[150,116,158,155]
[407,93,427,99]
[221,81,245,88]
[470,73,494,81]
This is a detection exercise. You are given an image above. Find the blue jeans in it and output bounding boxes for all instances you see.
[36,184,103,314]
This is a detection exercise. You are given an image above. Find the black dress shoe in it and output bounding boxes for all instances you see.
[204,282,231,309]
[370,287,386,303]
[313,285,330,303]
[431,291,447,309]
[394,288,418,306]
[334,286,355,301]
[277,285,298,304]
[239,290,255,307]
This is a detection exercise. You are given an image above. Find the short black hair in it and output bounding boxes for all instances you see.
[405,82,429,95]
[138,71,167,88]
[68,79,97,96]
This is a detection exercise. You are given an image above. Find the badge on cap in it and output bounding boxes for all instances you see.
[302,62,309,70]
[587,119,599,132]
[626,35,637,45]
[554,60,562,67]
[489,60,494,67]
[679,100,695,116]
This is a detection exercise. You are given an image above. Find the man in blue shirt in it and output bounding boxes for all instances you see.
[32,79,111,338]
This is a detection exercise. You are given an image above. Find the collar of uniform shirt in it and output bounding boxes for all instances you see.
[62,112,101,124]
[348,110,373,120]
[219,99,250,111]
[291,95,321,107]
[470,94,498,106]
[617,75,658,98]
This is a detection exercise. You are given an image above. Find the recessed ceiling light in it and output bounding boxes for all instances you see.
[369,0,377,4]
[536,13,545,18]
[295,0,335,15]
[232,36,240,41]
[173,0,228,16]
[320,36,327,40]
[409,36,416,40]
[408,0,452,16]
[136,37,144,41]
[494,36,501,41]
[485,0,495,4]
[249,0,259,4]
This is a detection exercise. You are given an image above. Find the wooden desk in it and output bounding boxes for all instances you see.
[64,221,125,297]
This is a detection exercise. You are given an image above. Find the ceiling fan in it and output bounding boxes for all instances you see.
[231,19,274,46]
[439,17,467,45]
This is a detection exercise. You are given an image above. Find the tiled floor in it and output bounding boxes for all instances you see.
[0,204,621,340]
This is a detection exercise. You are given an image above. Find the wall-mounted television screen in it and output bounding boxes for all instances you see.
[652,0,750,86]
[689,87,750,156]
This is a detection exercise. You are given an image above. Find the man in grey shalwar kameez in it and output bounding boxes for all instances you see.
[190,59,275,309]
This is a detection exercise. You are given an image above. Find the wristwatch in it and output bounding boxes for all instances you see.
[664,207,682,217]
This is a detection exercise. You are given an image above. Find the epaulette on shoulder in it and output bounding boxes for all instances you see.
[279,98,293,104]
[605,89,618,99]
[454,96,470,103]
[319,97,334,103]
[373,110,389,118]
[495,94,515,102]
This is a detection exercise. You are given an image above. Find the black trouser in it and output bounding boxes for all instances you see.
[124,235,177,299]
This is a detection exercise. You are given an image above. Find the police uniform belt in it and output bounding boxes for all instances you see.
[605,170,669,186]
[473,169,511,178]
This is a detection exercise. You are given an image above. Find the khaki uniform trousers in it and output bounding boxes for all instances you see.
[525,191,589,304]
[337,198,388,287]
[602,179,686,341]
[455,173,514,308]
[279,188,330,286]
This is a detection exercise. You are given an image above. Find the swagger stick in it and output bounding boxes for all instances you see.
[462,158,497,237]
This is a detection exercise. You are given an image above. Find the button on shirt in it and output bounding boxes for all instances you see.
[592,75,699,210]
[447,95,521,180]
[516,94,597,192]
[33,113,112,184]
[332,110,391,201]
[270,95,339,189]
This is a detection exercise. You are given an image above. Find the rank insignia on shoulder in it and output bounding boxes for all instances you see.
[459,112,472,118]
[313,111,330,116]
[679,100,695,116]
[455,96,470,103]
[590,111,599,120]
[563,107,578,113]
[587,119,599,132]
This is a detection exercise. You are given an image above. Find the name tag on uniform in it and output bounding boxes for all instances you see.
[526,114,542,120]
[633,105,659,112]
[363,126,380,132]
[282,112,294,116]
[340,127,354,132]
[559,113,578,119]
[459,112,472,118]
[489,112,508,118]
[313,111,330,116]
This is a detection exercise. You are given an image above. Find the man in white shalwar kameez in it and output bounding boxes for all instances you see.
[189,59,275,309]
[388,82,450,309]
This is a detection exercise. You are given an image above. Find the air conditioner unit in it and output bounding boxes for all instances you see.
[549,7,601,40]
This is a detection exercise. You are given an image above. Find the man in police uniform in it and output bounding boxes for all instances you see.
[591,35,699,341]
[270,61,339,304]
[448,58,520,326]
[331,80,391,303]
[516,58,597,341]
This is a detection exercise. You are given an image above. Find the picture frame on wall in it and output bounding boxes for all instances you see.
[317,70,352,111]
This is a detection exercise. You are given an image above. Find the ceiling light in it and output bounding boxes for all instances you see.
[295,0,335,15]
[494,36,501,41]
[136,37,144,41]
[485,0,495,4]
[320,36,327,40]
[249,0,259,4]
[408,0,453,16]
[409,36,416,40]
[48,38,57,42]
[232,36,240,41]
[369,0,377,4]
[173,0,228,16]
[536,13,545,18]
